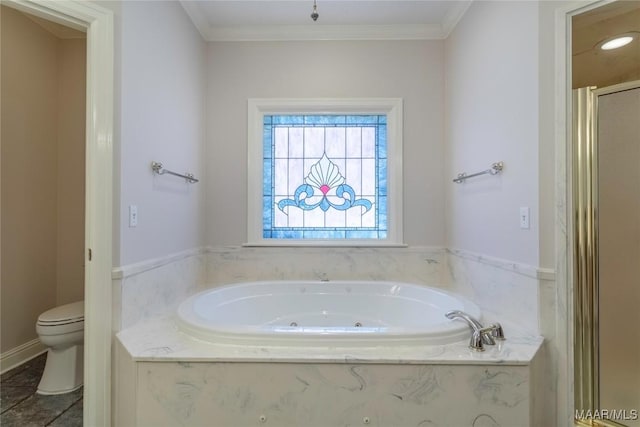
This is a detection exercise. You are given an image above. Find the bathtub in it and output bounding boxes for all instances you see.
[176,280,481,347]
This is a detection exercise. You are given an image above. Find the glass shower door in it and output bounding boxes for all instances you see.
[574,83,640,427]
[597,85,640,427]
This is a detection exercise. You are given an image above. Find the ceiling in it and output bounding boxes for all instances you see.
[573,1,640,89]
[179,0,472,41]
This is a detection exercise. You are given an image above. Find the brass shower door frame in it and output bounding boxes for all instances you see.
[573,86,599,425]
[573,81,640,427]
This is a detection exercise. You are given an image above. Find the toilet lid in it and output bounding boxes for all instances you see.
[38,301,84,325]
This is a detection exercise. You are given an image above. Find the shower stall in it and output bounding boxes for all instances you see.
[574,81,640,427]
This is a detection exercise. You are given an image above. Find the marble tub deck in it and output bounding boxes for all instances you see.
[117,316,543,364]
[116,317,547,427]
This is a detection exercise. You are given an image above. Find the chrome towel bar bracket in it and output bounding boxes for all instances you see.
[453,161,504,184]
[151,161,199,184]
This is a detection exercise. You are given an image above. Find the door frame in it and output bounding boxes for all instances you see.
[555,1,635,426]
[2,1,114,425]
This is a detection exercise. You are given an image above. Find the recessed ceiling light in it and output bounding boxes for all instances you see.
[600,35,634,50]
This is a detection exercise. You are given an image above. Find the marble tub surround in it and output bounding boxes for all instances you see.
[112,246,450,332]
[112,248,208,330]
[111,246,556,343]
[116,317,544,427]
[135,362,534,427]
[206,246,449,285]
[112,246,554,426]
[445,249,558,426]
[446,248,556,335]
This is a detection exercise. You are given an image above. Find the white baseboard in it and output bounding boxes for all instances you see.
[1,338,47,374]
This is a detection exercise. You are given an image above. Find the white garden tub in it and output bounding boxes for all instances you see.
[176,281,481,347]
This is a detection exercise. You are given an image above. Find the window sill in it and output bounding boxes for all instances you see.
[243,241,408,248]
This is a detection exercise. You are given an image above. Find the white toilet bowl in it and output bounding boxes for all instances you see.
[35,301,84,395]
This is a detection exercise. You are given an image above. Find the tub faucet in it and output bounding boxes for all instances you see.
[445,310,505,351]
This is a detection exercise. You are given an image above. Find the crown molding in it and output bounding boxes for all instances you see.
[179,0,210,41]
[210,23,446,41]
[441,0,473,38]
[179,0,472,42]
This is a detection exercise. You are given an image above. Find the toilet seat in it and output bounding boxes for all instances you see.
[37,301,84,323]
[37,301,84,335]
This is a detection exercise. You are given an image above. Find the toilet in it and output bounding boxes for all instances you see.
[35,301,84,395]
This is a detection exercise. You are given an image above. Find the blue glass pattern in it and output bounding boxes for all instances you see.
[263,126,272,158]
[347,115,378,124]
[263,114,387,240]
[377,159,387,195]
[272,115,304,125]
[378,125,387,159]
[304,115,347,125]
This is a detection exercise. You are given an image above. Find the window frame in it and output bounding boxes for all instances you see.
[247,98,404,246]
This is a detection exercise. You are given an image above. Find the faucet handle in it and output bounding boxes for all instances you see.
[489,323,505,340]
[469,330,485,352]
[468,324,505,352]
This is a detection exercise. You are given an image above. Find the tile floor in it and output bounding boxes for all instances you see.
[0,353,83,426]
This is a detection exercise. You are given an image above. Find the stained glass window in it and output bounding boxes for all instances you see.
[262,115,387,240]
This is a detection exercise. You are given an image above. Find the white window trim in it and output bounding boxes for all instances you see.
[247,98,404,247]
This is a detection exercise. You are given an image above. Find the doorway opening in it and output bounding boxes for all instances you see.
[571,2,640,426]
[1,1,113,425]
[1,4,86,420]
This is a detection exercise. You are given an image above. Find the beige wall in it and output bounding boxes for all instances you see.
[205,40,445,246]
[1,6,86,353]
[57,38,86,305]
